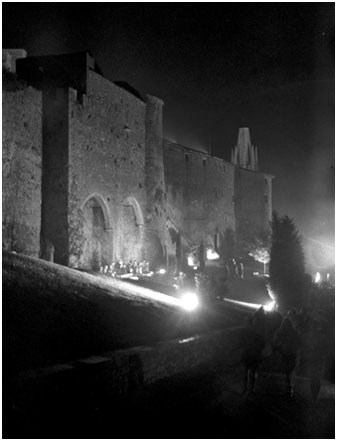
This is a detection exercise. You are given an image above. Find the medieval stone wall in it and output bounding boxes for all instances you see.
[164,140,236,253]
[2,52,273,270]
[2,83,42,256]
[40,87,70,265]
[68,71,147,268]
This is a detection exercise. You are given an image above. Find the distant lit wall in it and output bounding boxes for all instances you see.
[164,140,236,256]
[234,167,273,239]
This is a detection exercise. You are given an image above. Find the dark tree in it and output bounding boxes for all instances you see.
[269,212,307,312]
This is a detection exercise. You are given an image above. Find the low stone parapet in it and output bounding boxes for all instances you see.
[10,327,243,401]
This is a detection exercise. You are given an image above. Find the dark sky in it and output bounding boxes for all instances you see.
[2,3,335,267]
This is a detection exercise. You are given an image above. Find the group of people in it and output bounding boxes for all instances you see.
[225,258,244,279]
[99,259,150,277]
[241,304,329,401]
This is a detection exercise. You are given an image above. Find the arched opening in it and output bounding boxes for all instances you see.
[82,195,113,270]
[120,197,145,261]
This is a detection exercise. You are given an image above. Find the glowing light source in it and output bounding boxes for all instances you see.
[103,277,200,313]
[264,300,276,312]
[180,292,199,311]
[157,268,166,274]
[179,337,197,344]
[187,256,195,266]
[206,248,220,260]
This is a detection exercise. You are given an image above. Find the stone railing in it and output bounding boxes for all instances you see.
[10,327,243,399]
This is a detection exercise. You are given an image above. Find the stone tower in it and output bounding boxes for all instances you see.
[145,95,168,267]
[231,127,258,171]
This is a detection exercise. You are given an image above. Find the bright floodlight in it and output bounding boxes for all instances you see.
[206,248,220,260]
[264,300,276,312]
[187,255,195,266]
[180,292,199,311]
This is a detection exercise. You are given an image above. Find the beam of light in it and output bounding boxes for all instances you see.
[102,276,201,312]
[223,297,263,310]
[223,297,274,312]
[304,236,335,250]
[304,236,335,269]
[180,291,199,311]
[103,276,182,307]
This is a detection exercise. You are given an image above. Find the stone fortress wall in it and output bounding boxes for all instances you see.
[2,49,273,270]
[2,76,42,256]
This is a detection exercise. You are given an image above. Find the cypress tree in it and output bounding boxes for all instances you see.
[269,212,306,312]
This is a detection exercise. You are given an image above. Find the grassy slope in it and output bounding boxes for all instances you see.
[3,252,236,374]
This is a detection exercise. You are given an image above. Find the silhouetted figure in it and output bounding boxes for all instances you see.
[265,310,283,341]
[240,307,283,394]
[224,263,230,278]
[241,314,266,393]
[286,307,300,332]
[236,258,244,279]
[304,318,327,401]
[273,318,302,398]
[198,240,206,271]
[227,258,236,278]
[175,233,183,273]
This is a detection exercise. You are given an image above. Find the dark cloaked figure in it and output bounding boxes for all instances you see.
[227,258,237,278]
[241,314,266,393]
[273,317,302,397]
[302,318,327,401]
[240,307,283,394]
[236,258,244,279]
[198,240,206,271]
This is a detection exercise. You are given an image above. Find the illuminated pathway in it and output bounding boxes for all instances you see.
[222,295,276,312]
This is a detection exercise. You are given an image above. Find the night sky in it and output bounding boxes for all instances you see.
[2,3,335,269]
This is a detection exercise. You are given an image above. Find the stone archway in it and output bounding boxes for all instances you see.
[81,194,113,270]
[120,197,145,261]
